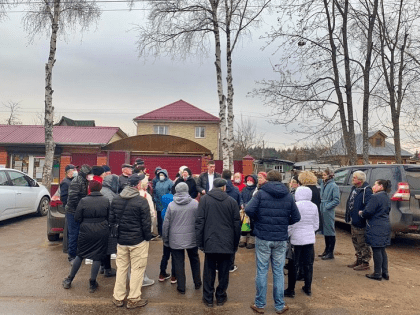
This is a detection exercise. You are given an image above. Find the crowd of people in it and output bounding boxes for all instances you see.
[54,159,392,313]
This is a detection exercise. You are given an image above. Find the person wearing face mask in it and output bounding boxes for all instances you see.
[232,172,246,192]
[154,169,173,237]
[240,174,258,249]
[171,167,198,199]
[65,164,92,264]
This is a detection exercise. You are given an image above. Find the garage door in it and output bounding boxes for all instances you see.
[130,155,203,180]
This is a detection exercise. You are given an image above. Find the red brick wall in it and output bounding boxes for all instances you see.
[0,147,8,167]
[60,155,72,182]
[97,155,107,167]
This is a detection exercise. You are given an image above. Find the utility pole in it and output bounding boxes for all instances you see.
[262,140,265,158]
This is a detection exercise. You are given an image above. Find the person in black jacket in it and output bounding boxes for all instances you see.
[345,171,373,271]
[240,174,258,248]
[172,167,198,198]
[196,160,221,195]
[196,178,241,308]
[118,163,133,193]
[110,174,152,309]
[359,179,391,281]
[65,164,92,263]
[62,180,110,293]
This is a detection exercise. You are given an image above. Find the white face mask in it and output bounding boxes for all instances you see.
[247,181,254,186]
[72,171,78,178]
[234,179,241,184]
[87,174,94,181]
[159,175,165,181]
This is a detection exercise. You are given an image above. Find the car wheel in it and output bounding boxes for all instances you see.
[48,233,60,242]
[37,196,50,216]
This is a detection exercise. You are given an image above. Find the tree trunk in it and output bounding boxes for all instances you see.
[225,0,234,172]
[361,0,379,165]
[42,0,59,191]
[210,0,228,169]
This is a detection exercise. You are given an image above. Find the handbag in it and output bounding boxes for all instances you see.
[110,199,129,238]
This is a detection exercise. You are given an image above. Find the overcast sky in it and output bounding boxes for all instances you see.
[0,2,306,150]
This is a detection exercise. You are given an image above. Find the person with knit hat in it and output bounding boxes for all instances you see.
[240,174,258,249]
[62,180,110,293]
[163,182,201,294]
[171,167,198,199]
[102,165,112,176]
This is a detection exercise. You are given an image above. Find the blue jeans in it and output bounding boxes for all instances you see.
[255,237,287,312]
[66,212,80,259]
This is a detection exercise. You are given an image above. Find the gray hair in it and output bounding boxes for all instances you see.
[353,171,366,182]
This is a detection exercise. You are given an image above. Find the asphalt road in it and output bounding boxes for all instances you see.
[1,214,420,315]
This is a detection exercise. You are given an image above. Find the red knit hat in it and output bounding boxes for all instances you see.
[258,172,267,179]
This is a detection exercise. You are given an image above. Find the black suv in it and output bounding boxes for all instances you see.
[333,164,420,236]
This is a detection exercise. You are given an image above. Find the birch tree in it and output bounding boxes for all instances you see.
[136,0,270,171]
[23,0,100,190]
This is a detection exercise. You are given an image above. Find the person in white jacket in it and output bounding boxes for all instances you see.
[285,186,319,297]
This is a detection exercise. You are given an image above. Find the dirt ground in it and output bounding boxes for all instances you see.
[1,215,420,315]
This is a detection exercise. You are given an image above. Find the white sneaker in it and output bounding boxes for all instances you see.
[229,265,238,273]
[142,278,155,287]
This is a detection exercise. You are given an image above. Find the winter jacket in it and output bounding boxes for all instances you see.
[171,176,198,199]
[65,165,92,214]
[241,174,258,206]
[361,191,391,247]
[161,193,174,220]
[118,174,129,193]
[288,187,319,246]
[196,188,241,254]
[59,176,73,207]
[101,174,119,204]
[154,169,173,211]
[233,174,246,192]
[245,181,301,242]
[151,166,162,198]
[320,178,340,235]
[110,186,152,246]
[345,182,373,228]
[74,191,110,260]
[196,172,221,194]
[162,192,199,249]
[225,179,242,208]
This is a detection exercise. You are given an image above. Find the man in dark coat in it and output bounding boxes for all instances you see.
[110,173,152,309]
[118,163,133,193]
[245,170,300,314]
[65,164,92,263]
[171,167,198,199]
[196,160,221,195]
[345,170,373,271]
[196,178,241,308]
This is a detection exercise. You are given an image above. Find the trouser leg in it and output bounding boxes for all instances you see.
[171,249,186,292]
[187,247,201,286]
[372,247,383,275]
[302,244,314,291]
[127,242,149,302]
[102,254,111,270]
[215,254,231,302]
[90,261,101,281]
[160,245,171,274]
[113,245,130,301]
[157,212,163,236]
[69,256,83,278]
[382,247,388,275]
[352,226,371,264]
[203,253,217,303]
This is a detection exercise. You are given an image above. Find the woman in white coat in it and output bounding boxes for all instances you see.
[285,186,319,297]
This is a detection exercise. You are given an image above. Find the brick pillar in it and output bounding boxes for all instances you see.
[0,147,8,168]
[97,155,108,167]
[60,155,72,182]
[242,155,254,177]
[201,155,211,173]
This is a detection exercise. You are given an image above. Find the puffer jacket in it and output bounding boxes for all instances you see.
[196,188,241,254]
[154,169,173,211]
[101,174,119,204]
[59,176,73,206]
[110,186,152,246]
[361,191,391,247]
[162,192,199,249]
[241,174,258,206]
[65,164,92,214]
[245,181,301,242]
[345,182,373,228]
[288,187,319,245]
[225,179,242,208]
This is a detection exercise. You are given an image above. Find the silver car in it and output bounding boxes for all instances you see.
[0,168,50,222]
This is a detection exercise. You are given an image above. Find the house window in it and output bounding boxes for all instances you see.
[375,138,382,146]
[10,154,60,183]
[154,125,168,135]
[274,165,283,172]
[195,127,206,138]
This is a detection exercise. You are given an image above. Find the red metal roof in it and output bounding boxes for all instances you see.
[133,100,220,122]
[0,125,121,145]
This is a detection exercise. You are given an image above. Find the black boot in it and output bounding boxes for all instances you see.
[322,236,335,260]
[318,237,329,257]
[62,276,74,289]
[89,279,98,293]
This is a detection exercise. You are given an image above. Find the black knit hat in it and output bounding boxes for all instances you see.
[102,165,111,173]
[128,173,145,187]
[92,166,105,176]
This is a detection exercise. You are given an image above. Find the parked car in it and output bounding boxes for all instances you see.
[333,164,420,237]
[47,199,65,241]
[0,168,50,222]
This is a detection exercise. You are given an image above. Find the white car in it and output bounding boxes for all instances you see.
[0,168,50,221]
